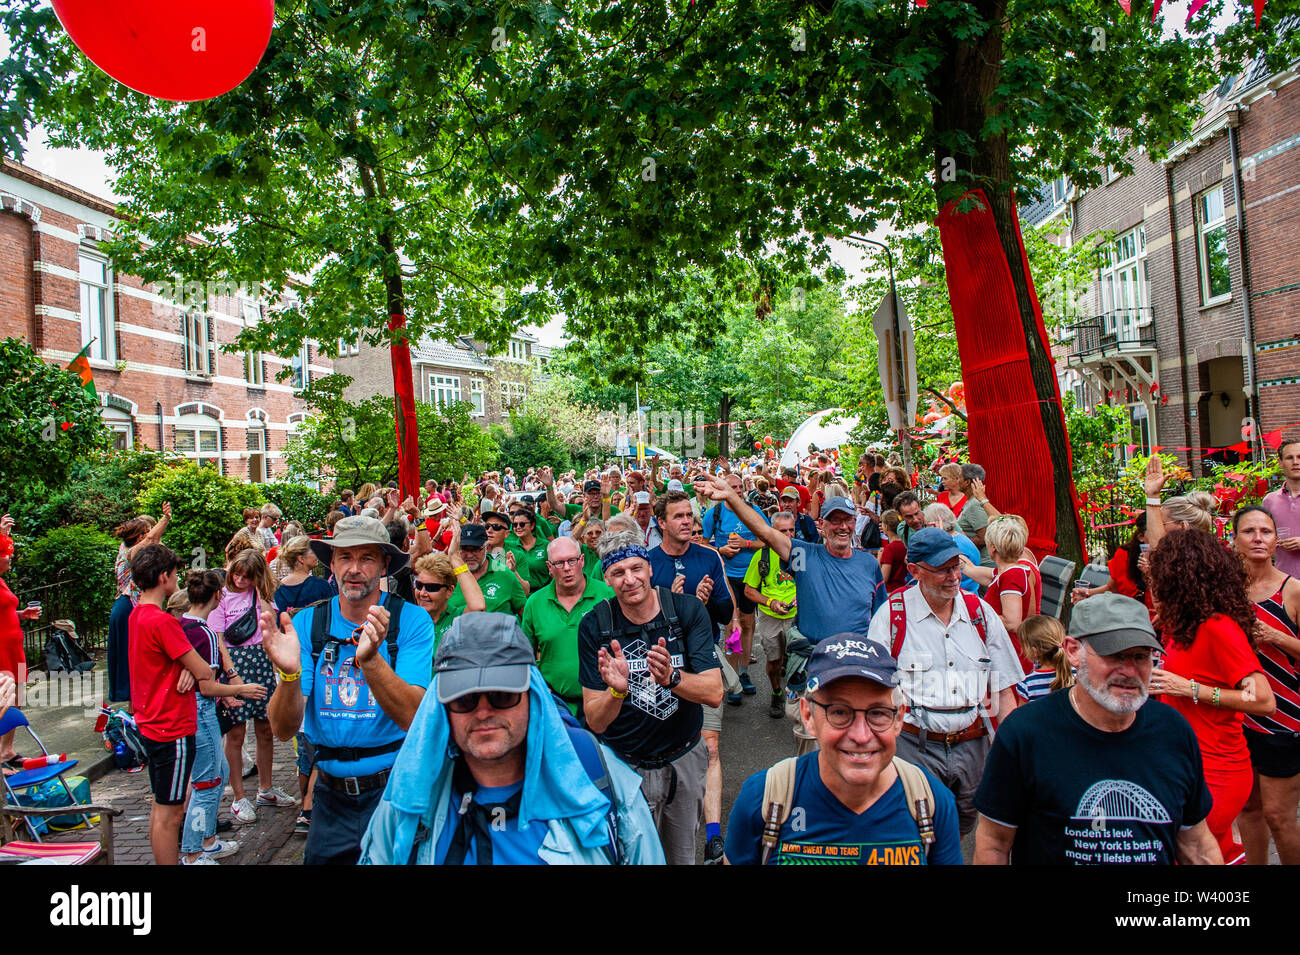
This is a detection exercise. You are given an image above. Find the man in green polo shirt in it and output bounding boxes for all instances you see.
[506,505,552,592]
[445,523,527,618]
[742,510,799,718]
[521,536,615,716]
[540,467,618,527]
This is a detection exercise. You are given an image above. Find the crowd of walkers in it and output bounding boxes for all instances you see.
[2,437,1299,866]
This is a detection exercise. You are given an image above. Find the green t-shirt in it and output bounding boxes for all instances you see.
[563,503,621,522]
[742,547,797,619]
[446,569,526,618]
[507,537,553,592]
[521,579,616,713]
[582,544,603,583]
[430,604,463,654]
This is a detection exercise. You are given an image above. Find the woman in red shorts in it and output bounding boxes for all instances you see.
[1230,506,1300,864]
[0,515,42,770]
[1149,528,1276,865]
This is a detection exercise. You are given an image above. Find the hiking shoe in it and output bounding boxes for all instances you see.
[769,693,785,718]
[704,835,725,864]
[294,811,311,835]
[230,798,257,825]
[739,671,757,696]
[726,691,743,706]
[203,839,240,860]
[181,853,219,866]
[256,786,300,808]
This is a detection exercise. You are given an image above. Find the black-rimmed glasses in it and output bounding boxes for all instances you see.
[807,698,899,731]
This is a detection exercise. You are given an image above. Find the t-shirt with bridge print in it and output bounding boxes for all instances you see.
[974,690,1213,865]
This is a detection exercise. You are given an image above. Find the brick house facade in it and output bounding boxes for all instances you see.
[0,160,329,480]
[1026,56,1299,473]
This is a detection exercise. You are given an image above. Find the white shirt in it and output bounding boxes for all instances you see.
[866,584,1023,733]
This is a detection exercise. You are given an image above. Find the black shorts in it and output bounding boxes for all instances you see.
[728,577,757,615]
[141,734,196,806]
[1245,727,1300,779]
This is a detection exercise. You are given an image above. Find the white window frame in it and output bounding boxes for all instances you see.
[173,414,222,472]
[337,335,360,357]
[182,306,214,376]
[290,343,311,390]
[242,301,264,386]
[1100,225,1148,336]
[470,378,485,417]
[508,339,527,361]
[78,250,115,362]
[101,406,133,451]
[1197,185,1231,306]
[247,427,268,483]
[430,374,461,408]
[499,379,526,411]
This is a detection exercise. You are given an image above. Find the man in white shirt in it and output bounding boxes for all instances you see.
[866,527,1022,835]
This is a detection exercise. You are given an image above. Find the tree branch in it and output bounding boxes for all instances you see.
[922,386,967,421]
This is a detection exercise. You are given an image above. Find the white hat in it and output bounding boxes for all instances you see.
[633,491,651,505]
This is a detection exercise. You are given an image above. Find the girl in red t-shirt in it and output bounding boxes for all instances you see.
[1148,528,1276,865]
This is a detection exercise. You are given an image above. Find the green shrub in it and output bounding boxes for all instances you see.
[11,524,119,634]
[136,461,264,568]
[262,482,335,534]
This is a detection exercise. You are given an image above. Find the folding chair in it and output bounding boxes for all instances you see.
[0,708,92,840]
[1077,563,1111,590]
[1037,555,1077,621]
[0,803,123,865]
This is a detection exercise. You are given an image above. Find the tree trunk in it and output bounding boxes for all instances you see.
[930,0,1084,566]
[719,392,732,459]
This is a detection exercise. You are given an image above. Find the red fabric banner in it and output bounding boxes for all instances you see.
[388,314,421,501]
[937,189,1084,559]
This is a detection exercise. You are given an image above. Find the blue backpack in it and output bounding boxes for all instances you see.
[551,692,623,866]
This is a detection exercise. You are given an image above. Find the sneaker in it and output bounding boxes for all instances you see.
[181,853,219,865]
[739,671,757,696]
[769,692,785,719]
[230,798,257,825]
[256,786,300,808]
[203,838,240,860]
[726,691,743,707]
[704,834,725,864]
[293,811,311,836]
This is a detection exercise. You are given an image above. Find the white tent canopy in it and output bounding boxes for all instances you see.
[779,408,860,469]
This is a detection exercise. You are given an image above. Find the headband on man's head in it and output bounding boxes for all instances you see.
[600,544,651,574]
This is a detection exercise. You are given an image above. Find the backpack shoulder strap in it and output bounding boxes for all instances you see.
[309,597,334,664]
[595,598,615,644]
[758,546,771,582]
[564,725,622,865]
[961,593,988,644]
[385,594,404,667]
[893,756,937,853]
[656,587,681,637]
[889,591,908,659]
[759,757,800,864]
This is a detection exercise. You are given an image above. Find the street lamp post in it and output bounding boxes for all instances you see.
[849,234,913,474]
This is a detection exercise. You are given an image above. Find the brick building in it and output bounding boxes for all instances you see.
[0,159,330,480]
[1024,54,1300,472]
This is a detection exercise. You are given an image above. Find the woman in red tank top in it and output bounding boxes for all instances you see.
[1148,528,1276,865]
[1230,506,1300,864]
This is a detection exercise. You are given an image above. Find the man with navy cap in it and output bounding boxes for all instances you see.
[724,633,962,865]
[974,594,1221,865]
[359,613,664,864]
[865,526,1022,836]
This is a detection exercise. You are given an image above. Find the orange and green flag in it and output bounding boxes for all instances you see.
[68,341,97,402]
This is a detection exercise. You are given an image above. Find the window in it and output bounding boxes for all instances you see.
[430,374,461,408]
[1197,185,1231,304]
[101,406,133,451]
[499,379,526,410]
[290,344,310,390]
[242,302,264,386]
[247,428,267,483]
[470,378,485,416]
[1127,402,1152,461]
[79,252,114,361]
[182,307,214,376]
[174,415,221,472]
[1100,226,1148,336]
[508,339,527,361]
[1051,176,1071,206]
[337,335,360,357]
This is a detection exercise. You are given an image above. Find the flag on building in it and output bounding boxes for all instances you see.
[68,342,97,402]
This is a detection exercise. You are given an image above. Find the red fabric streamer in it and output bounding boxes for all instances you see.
[1186,0,1211,22]
[388,314,421,501]
[937,189,1084,559]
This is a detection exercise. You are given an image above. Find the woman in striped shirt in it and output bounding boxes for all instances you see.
[1232,506,1300,864]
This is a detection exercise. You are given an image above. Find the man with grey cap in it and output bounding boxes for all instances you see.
[260,515,435,865]
[359,613,664,864]
[725,633,962,865]
[865,526,1021,836]
[974,593,1221,865]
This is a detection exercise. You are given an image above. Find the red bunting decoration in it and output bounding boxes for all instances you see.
[1186,0,1211,22]
[1125,0,1266,29]
[50,0,274,101]
[1264,429,1284,450]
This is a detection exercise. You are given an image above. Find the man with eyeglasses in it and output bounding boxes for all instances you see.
[724,634,962,865]
[974,594,1221,865]
[865,527,1022,837]
[522,537,615,717]
[359,613,665,864]
[445,523,527,619]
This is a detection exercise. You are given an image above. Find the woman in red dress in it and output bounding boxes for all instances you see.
[935,463,968,517]
[1149,528,1276,865]
[0,515,42,770]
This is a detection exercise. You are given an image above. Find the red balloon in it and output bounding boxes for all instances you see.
[52,0,274,102]
[753,441,762,450]
[763,435,773,446]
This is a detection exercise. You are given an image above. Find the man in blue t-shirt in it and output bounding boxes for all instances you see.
[262,516,434,865]
[701,473,769,700]
[725,634,962,865]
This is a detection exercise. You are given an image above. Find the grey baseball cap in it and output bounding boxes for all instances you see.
[434,613,535,703]
[1067,593,1161,655]
[309,515,409,575]
[820,495,856,519]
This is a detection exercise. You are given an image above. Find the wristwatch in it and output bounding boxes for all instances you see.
[667,668,682,690]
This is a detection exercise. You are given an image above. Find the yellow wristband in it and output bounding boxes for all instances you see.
[609,686,628,700]
[602,497,611,503]
[453,564,469,576]
[276,667,301,683]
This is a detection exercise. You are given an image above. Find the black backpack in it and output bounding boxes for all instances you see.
[593,586,683,647]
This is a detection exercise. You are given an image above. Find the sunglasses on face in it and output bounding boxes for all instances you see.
[485,523,509,533]
[446,690,523,714]
[511,520,532,528]
[413,580,452,594]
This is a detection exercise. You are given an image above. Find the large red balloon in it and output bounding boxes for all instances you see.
[52,0,274,101]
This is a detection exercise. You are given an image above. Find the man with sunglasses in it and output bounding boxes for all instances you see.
[725,634,962,864]
[360,613,664,864]
[523,537,615,717]
[865,527,1022,837]
[445,523,527,619]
